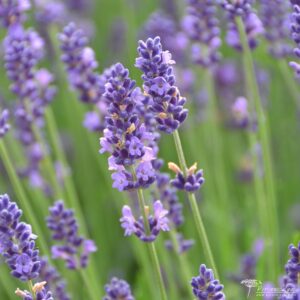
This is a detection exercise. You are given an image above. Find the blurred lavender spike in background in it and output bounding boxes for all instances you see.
[165,233,195,254]
[103,277,135,300]
[135,36,188,133]
[218,0,253,17]
[120,200,169,242]
[191,264,225,300]
[260,0,293,58]
[289,5,300,78]
[39,257,70,300]
[182,0,222,68]
[0,109,10,138]
[0,194,41,281]
[0,0,30,28]
[47,200,97,269]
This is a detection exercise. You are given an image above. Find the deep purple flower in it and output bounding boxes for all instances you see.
[0,194,40,281]
[191,264,225,300]
[260,0,293,58]
[39,257,70,300]
[47,200,97,269]
[0,0,30,28]
[100,63,156,191]
[218,0,253,17]
[120,200,169,242]
[135,36,188,133]
[289,5,300,78]
[103,277,135,300]
[169,162,205,193]
[182,0,221,68]
[0,109,10,138]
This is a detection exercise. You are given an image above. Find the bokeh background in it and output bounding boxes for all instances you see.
[0,0,300,299]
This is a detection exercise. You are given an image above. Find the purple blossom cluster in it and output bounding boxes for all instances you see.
[135,37,188,133]
[120,200,169,242]
[59,23,109,132]
[182,0,221,68]
[290,5,300,78]
[0,0,30,28]
[169,162,205,193]
[100,63,156,191]
[0,109,10,138]
[191,264,225,300]
[4,27,56,194]
[47,200,97,269]
[103,277,135,300]
[231,97,249,129]
[279,243,300,300]
[165,233,195,254]
[260,0,292,58]
[0,194,40,281]
[39,258,70,300]
[219,0,264,51]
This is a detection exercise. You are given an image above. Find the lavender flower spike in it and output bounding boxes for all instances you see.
[0,109,10,138]
[182,0,222,68]
[120,200,169,242]
[103,277,135,300]
[279,242,300,300]
[260,0,292,58]
[290,5,300,78]
[0,0,30,28]
[0,194,40,281]
[191,264,225,300]
[135,36,188,133]
[47,200,97,269]
[15,282,53,300]
[100,63,156,191]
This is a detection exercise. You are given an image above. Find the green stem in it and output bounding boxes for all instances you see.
[168,230,194,299]
[278,60,300,109]
[172,130,219,279]
[79,269,99,300]
[0,141,50,257]
[236,16,279,279]
[135,186,168,300]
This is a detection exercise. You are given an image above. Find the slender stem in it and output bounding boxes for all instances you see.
[278,59,300,109]
[168,230,194,299]
[135,185,168,300]
[236,16,279,279]
[0,141,50,257]
[172,130,219,279]
[79,269,99,300]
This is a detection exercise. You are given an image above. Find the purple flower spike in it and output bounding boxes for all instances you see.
[39,257,70,300]
[120,200,169,242]
[0,194,41,282]
[169,162,205,193]
[290,5,300,78]
[231,96,249,129]
[100,63,156,191]
[47,200,97,269]
[135,36,188,133]
[260,0,292,58]
[219,0,264,51]
[279,242,300,300]
[0,0,30,28]
[191,264,225,300]
[0,109,10,138]
[103,277,135,300]
[182,0,221,68]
